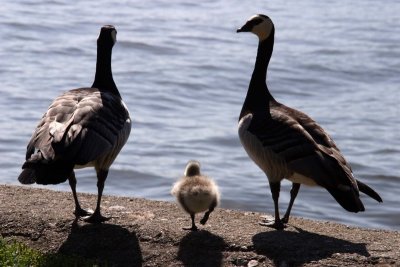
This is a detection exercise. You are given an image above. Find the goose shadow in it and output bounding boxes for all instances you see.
[57,220,142,267]
[252,226,370,267]
[177,230,227,267]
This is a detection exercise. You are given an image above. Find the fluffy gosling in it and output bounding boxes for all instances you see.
[171,160,220,231]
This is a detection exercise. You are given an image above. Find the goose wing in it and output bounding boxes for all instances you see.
[246,105,357,190]
[274,103,338,149]
[26,88,130,166]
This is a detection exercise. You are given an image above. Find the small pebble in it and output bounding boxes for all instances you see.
[154,231,164,238]
[108,205,125,210]
[248,259,259,267]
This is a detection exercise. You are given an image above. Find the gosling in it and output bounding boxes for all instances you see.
[171,160,220,231]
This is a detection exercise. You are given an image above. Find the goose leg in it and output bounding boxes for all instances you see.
[200,200,217,225]
[68,171,91,217]
[85,169,110,223]
[260,182,285,230]
[282,183,300,224]
[183,213,198,231]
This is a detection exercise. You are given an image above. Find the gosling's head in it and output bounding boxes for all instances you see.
[236,14,274,41]
[184,160,201,177]
[98,25,117,48]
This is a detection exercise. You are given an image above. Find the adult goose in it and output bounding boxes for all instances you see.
[18,25,131,223]
[171,161,220,231]
[236,14,382,230]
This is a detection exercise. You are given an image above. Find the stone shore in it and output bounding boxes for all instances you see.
[0,184,398,266]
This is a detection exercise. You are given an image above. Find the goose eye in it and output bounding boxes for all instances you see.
[251,18,264,26]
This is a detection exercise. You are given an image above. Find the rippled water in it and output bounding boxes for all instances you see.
[1,0,399,230]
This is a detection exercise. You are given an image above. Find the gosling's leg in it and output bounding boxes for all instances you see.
[85,169,110,223]
[178,195,198,231]
[68,171,91,217]
[200,200,217,225]
[281,183,300,224]
[183,213,198,231]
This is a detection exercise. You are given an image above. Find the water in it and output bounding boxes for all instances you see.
[1,0,399,230]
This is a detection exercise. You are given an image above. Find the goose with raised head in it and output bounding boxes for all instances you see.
[18,25,131,223]
[171,160,220,231]
[236,14,382,230]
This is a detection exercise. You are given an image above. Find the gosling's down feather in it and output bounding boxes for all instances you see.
[18,25,131,223]
[237,14,382,229]
[171,161,220,231]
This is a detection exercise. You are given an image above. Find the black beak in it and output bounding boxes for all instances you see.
[236,22,252,33]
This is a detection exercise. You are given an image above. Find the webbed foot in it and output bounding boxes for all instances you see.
[74,207,92,217]
[259,218,286,230]
[83,211,110,224]
[183,225,198,231]
[281,215,290,224]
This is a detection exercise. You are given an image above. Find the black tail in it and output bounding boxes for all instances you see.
[18,168,37,184]
[18,161,73,185]
[326,186,365,212]
[356,180,383,203]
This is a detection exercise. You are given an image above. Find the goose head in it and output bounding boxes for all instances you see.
[184,160,201,177]
[98,25,117,48]
[237,14,274,41]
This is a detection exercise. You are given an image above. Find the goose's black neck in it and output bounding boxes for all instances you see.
[240,31,275,120]
[91,43,120,98]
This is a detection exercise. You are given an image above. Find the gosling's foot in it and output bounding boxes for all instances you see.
[183,225,198,231]
[200,216,209,225]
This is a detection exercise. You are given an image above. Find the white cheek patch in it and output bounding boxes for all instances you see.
[253,20,273,41]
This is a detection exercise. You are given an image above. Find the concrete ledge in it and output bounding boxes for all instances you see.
[0,184,398,266]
